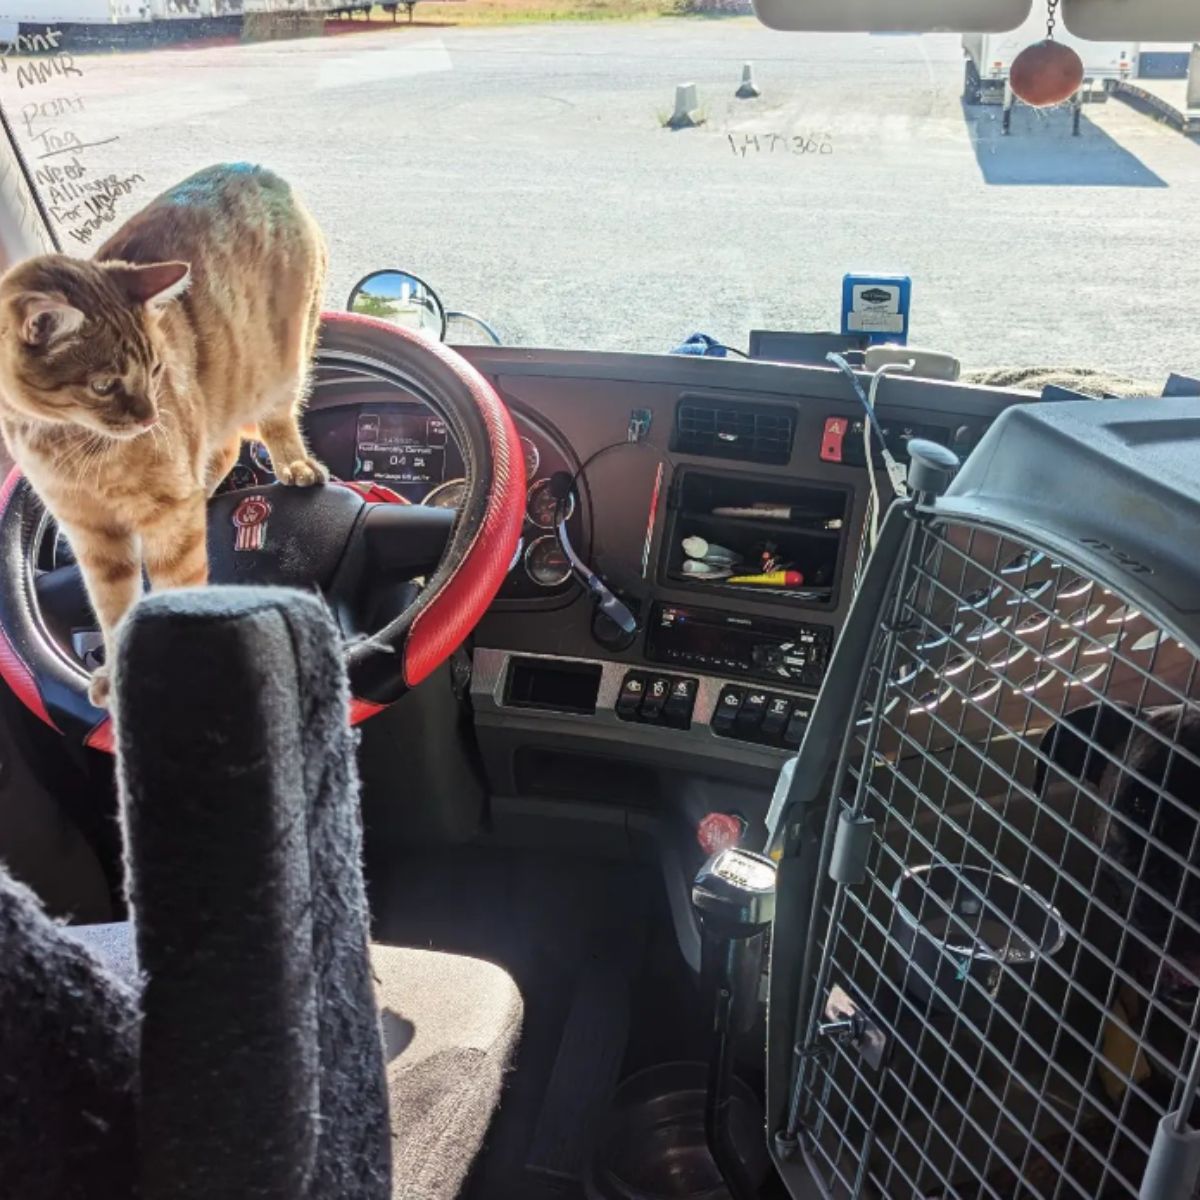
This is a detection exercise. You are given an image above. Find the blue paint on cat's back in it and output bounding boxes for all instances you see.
[163,163,267,207]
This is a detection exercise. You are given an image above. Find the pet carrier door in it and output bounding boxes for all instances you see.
[765,399,1200,1200]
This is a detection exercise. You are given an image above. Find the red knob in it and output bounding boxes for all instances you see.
[698,812,744,855]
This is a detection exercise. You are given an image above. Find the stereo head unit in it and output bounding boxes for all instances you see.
[645,602,832,688]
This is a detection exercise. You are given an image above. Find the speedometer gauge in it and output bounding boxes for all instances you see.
[527,478,574,529]
[520,436,540,480]
[423,478,467,509]
[525,535,571,588]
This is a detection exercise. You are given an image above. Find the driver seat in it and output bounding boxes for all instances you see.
[0,586,522,1200]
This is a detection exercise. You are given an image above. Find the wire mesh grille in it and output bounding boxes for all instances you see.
[796,517,1200,1200]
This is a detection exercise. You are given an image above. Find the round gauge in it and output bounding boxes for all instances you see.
[527,478,574,529]
[524,535,572,588]
[221,463,257,493]
[520,436,540,480]
[423,478,467,509]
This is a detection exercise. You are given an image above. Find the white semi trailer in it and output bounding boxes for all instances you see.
[2,0,341,28]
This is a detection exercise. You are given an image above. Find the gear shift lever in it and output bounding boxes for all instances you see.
[692,848,777,1200]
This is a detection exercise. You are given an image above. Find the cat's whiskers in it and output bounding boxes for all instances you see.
[57,433,105,476]
[81,439,111,492]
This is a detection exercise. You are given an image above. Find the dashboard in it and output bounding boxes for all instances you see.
[221,347,1037,801]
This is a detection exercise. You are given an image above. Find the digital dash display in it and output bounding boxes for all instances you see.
[354,410,448,486]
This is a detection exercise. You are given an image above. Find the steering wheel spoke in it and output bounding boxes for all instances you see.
[359,503,456,581]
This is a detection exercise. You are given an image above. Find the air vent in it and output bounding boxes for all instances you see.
[673,398,794,465]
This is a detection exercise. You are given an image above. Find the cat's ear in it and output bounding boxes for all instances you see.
[109,261,191,310]
[17,294,85,349]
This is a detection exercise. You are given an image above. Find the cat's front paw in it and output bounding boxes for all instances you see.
[88,666,111,709]
[275,457,329,488]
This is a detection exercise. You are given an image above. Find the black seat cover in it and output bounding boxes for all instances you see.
[0,586,392,1200]
[113,586,391,1199]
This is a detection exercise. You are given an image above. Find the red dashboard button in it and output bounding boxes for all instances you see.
[820,417,848,463]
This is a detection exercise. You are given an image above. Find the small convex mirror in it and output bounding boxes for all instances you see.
[346,269,447,340]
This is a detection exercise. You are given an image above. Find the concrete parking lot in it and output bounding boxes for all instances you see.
[6,19,1199,379]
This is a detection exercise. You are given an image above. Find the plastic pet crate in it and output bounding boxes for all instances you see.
[766,399,1200,1200]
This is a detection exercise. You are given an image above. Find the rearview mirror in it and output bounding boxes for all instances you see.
[752,0,1030,32]
[751,0,1200,37]
[346,270,447,340]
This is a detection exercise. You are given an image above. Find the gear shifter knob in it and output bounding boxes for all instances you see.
[693,847,777,938]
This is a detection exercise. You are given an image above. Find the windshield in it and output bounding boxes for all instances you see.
[2,7,1197,383]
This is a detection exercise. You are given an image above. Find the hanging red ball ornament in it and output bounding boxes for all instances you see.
[1009,38,1086,107]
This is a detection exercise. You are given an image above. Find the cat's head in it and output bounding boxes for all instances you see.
[0,254,190,440]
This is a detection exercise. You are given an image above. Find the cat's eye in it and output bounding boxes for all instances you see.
[151,363,164,378]
[90,377,116,397]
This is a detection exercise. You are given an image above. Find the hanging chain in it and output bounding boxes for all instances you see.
[1046,0,1060,39]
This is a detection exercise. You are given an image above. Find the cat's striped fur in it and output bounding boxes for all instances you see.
[0,163,328,706]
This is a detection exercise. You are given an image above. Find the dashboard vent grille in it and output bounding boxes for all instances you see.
[674,399,794,465]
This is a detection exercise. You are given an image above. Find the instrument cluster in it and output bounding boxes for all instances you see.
[298,400,584,604]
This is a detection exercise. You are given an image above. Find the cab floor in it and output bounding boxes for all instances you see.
[367,845,707,1199]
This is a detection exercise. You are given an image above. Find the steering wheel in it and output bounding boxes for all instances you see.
[0,313,526,752]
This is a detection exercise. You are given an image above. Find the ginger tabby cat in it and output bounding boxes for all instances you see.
[0,163,328,707]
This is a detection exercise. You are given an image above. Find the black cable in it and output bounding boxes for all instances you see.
[826,351,887,442]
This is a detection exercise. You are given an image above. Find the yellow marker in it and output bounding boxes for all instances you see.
[727,570,804,586]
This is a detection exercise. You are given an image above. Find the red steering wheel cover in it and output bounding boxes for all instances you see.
[323,311,525,692]
[0,313,525,751]
[400,367,522,686]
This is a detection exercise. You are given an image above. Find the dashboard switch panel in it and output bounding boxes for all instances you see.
[617,671,698,730]
[826,414,980,471]
[714,686,812,749]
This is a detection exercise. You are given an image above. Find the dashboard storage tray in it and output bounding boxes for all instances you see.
[663,468,851,610]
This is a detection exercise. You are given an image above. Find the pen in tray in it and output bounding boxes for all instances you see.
[711,504,842,529]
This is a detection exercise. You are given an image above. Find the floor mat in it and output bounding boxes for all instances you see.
[367,846,661,1200]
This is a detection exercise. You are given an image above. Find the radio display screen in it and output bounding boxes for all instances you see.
[354,409,448,486]
[646,603,831,686]
[655,608,750,668]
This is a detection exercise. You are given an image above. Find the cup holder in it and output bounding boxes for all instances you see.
[584,1061,768,1200]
